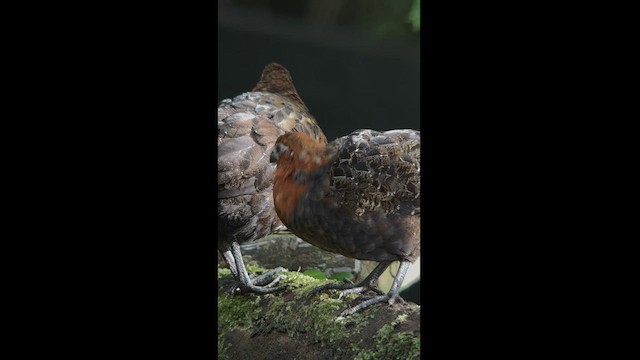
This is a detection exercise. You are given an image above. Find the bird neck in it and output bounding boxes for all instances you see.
[273,160,308,224]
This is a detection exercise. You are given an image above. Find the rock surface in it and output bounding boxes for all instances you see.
[218,267,421,360]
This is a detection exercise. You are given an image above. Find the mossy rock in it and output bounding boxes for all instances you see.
[218,265,420,360]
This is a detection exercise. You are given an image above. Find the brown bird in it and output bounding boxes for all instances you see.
[218,63,328,294]
[270,129,420,315]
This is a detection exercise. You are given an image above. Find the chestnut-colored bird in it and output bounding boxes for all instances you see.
[218,63,327,294]
[270,129,420,315]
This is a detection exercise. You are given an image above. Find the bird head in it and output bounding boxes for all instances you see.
[270,131,328,169]
[270,131,332,222]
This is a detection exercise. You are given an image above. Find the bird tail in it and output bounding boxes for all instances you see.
[252,63,307,107]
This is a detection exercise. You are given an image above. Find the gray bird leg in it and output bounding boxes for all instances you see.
[339,260,411,317]
[250,267,287,286]
[221,250,238,277]
[230,241,286,294]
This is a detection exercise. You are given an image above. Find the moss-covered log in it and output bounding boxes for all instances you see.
[218,267,421,360]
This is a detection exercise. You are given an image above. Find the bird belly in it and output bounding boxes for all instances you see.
[287,197,419,263]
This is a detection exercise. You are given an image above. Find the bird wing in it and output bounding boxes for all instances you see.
[218,92,325,199]
[325,129,421,216]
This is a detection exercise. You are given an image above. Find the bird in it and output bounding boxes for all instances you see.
[218,63,328,294]
[270,128,420,315]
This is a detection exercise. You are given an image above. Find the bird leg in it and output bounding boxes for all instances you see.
[223,242,286,294]
[250,266,288,286]
[222,249,286,286]
[340,260,411,317]
[310,261,392,298]
[221,250,239,277]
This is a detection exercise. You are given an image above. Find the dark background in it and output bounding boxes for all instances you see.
[217,0,420,141]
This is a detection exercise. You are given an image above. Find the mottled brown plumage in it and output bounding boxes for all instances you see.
[218,63,327,293]
[271,129,420,315]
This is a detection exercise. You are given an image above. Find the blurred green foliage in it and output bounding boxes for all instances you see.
[302,269,327,279]
[329,271,353,281]
[227,0,420,39]
[408,0,420,31]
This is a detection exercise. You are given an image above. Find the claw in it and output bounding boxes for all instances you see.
[340,294,392,316]
[251,267,287,286]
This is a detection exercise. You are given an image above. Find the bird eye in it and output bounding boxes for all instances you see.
[269,148,279,163]
[270,143,289,163]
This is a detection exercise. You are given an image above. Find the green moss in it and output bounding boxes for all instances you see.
[218,295,261,338]
[353,314,420,360]
[217,294,261,359]
[217,266,419,359]
[286,270,332,296]
[299,295,345,344]
[217,267,231,279]
[253,270,371,347]
[218,266,375,357]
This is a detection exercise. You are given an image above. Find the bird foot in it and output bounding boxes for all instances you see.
[309,280,357,297]
[338,286,385,300]
[250,267,287,286]
[229,267,288,295]
[310,280,384,301]
[231,282,287,295]
[339,293,403,317]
